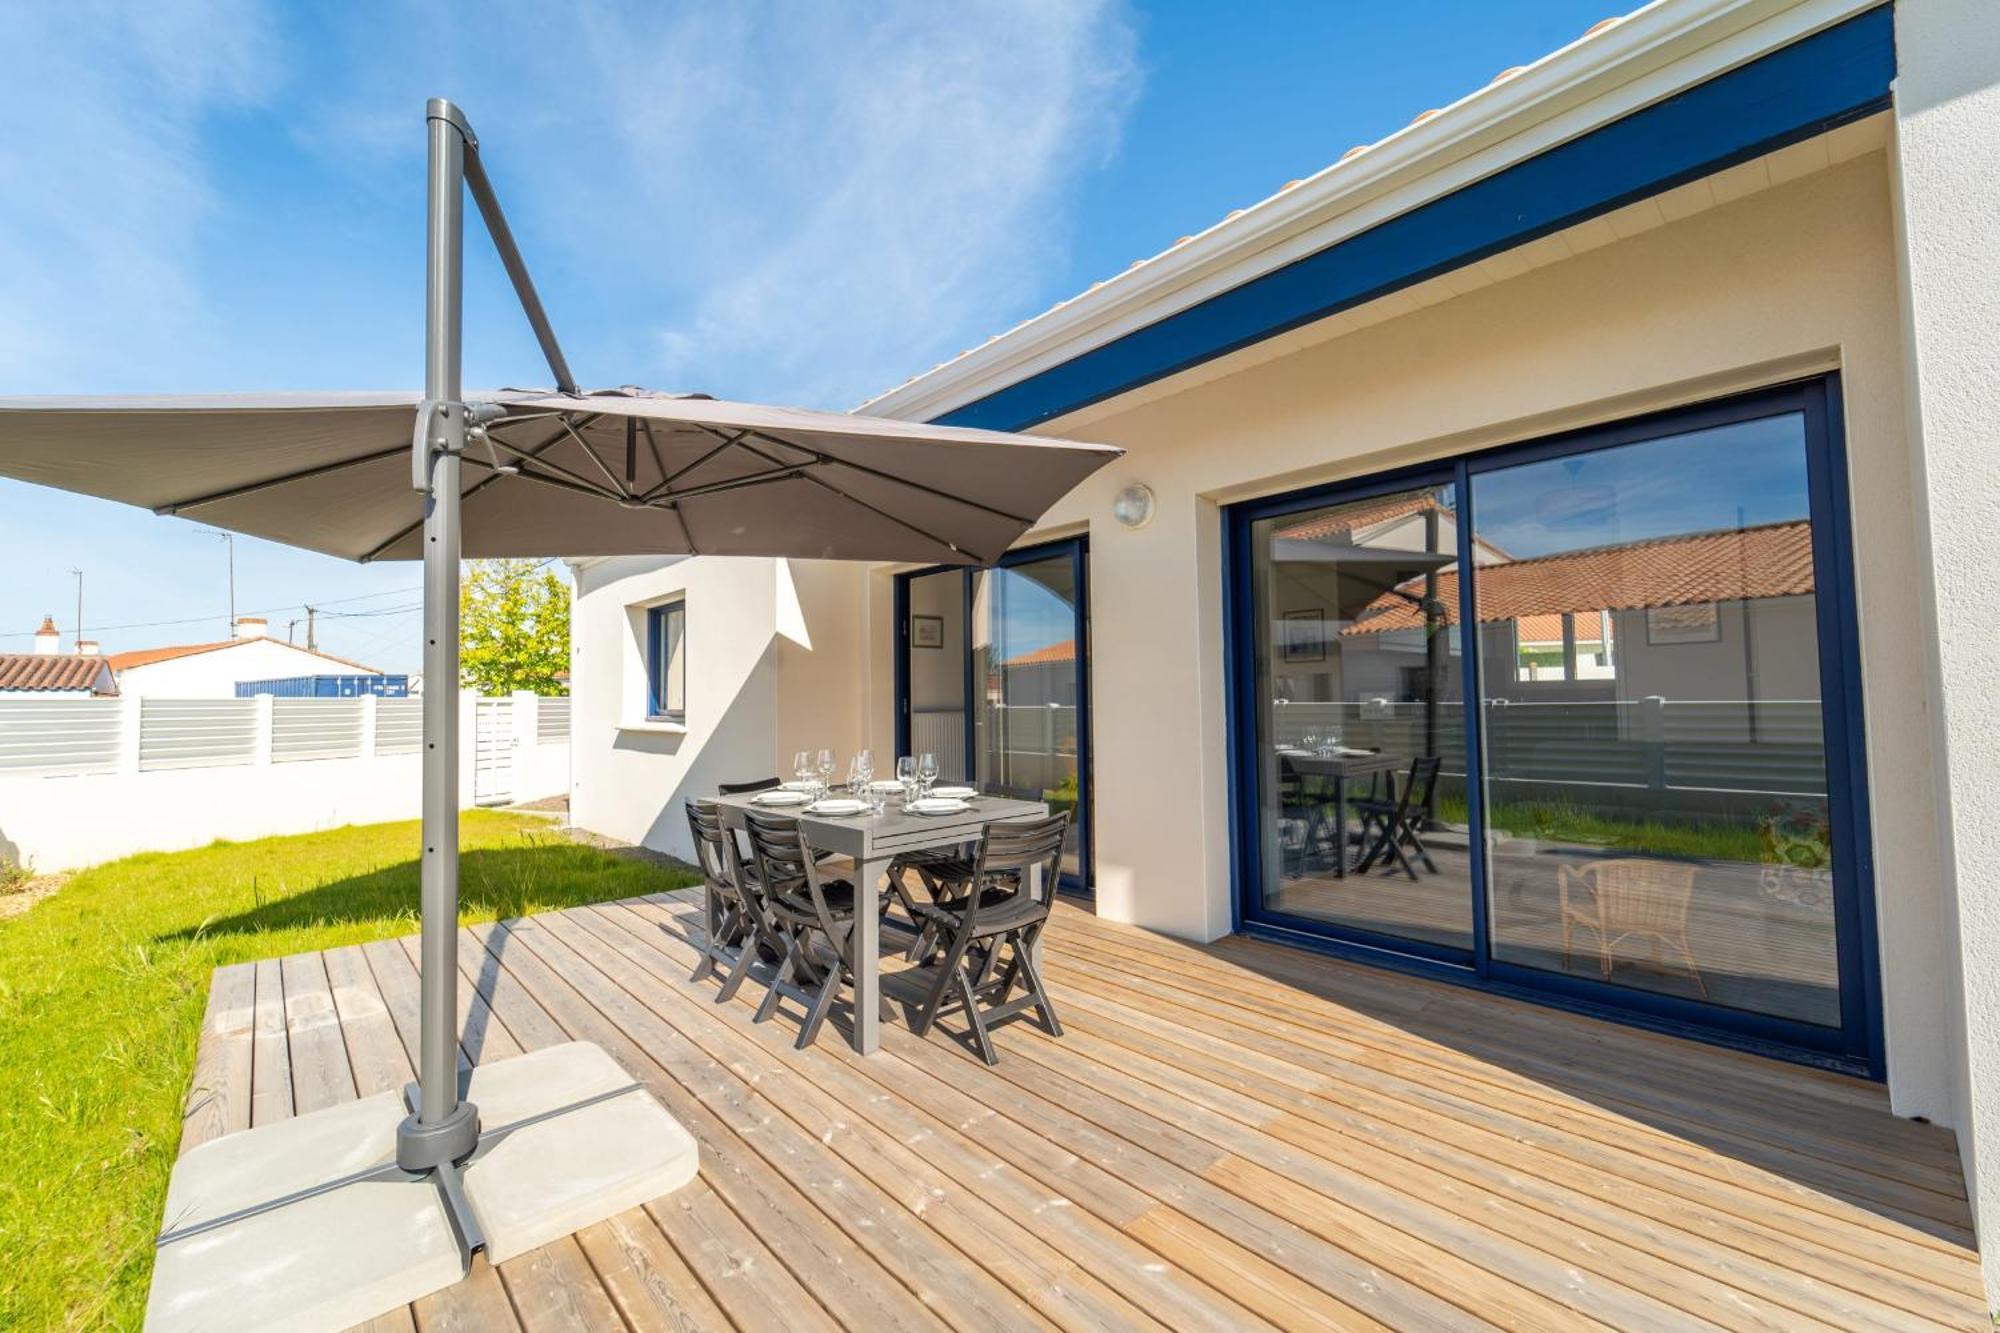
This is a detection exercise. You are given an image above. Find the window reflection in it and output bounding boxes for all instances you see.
[1468,414,1838,1026]
[1249,485,1474,950]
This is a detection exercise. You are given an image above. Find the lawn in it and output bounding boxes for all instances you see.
[0,812,697,1331]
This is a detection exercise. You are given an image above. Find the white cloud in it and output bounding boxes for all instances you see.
[295,0,1141,408]
[585,2,1143,407]
[0,0,278,389]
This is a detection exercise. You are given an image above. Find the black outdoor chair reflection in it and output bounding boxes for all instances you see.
[1353,755,1443,879]
[907,812,1069,1065]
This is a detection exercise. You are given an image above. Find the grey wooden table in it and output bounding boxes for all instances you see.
[710,789,1049,1054]
[1278,750,1403,877]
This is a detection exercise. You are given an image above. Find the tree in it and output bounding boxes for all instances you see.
[459,559,570,696]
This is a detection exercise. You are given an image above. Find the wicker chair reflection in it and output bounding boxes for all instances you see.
[1559,858,1706,997]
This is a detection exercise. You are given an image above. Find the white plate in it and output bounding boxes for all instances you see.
[908,797,971,816]
[806,798,869,816]
[929,785,977,800]
[751,789,809,806]
[867,779,905,793]
[779,780,817,791]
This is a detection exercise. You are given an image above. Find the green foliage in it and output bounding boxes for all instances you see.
[459,559,571,696]
[0,813,695,1329]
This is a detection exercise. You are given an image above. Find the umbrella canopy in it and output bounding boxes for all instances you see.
[0,388,1121,566]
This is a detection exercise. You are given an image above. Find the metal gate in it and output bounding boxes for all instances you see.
[474,698,516,805]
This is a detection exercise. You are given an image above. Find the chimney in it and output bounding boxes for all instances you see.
[33,615,59,655]
[234,616,268,640]
[75,639,101,656]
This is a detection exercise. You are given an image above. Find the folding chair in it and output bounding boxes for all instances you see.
[1354,755,1442,878]
[740,809,885,1051]
[683,799,786,1005]
[909,812,1069,1065]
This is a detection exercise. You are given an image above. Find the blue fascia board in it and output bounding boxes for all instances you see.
[937,5,1895,434]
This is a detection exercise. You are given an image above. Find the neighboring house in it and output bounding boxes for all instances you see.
[567,0,2000,1301]
[107,617,385,697]
[0,618,117,697]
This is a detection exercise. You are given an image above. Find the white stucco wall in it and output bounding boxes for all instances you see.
[567,555,870,864]
[116,638,384,697]
[1890,0,2000,1299]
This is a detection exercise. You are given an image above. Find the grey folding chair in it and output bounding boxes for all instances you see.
[740,809,887,1051]
[684,799,787,1004]
[909,812,1069,1065]
[1353,755,1443,878]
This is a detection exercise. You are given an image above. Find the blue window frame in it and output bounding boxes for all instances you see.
[646,600,686,722]
[893,536,1094,895]
[1224,376,1882,1076]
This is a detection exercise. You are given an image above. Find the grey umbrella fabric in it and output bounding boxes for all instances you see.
[0,388,1121,566]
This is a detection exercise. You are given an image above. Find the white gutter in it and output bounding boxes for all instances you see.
[858,0,1880,425]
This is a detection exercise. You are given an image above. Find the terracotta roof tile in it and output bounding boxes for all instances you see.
[1345,520,1812,635]
[1274,493,1451,542]
[1000,639,1077,668]
[105,639,383,674]
[0,653,117,694]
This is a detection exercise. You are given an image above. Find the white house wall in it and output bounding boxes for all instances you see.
[567,555,872,864]
[846,150,1949,1128]
[1889,0,2000,1295]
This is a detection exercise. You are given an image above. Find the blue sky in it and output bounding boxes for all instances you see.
[0,0,1611,672]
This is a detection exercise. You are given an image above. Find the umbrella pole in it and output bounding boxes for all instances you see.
[397,99,480,1191]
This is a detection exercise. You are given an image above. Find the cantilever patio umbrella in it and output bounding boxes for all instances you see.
[0,100,1119,1331]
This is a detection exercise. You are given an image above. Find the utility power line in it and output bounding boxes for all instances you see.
[0,584,423,640]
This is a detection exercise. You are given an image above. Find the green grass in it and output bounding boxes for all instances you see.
[1434,795,1768,864]
[0,812,697,1331]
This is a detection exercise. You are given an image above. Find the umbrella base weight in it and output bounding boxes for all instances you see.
[145,1042,699,1332]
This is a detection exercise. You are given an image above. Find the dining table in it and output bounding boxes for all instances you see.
[1277,749,1404,877]
[709,787,1050,1054]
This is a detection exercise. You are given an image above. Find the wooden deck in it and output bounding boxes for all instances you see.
[179,891,1988,1331]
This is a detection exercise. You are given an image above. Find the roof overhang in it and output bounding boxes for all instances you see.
[860,0,1894,432]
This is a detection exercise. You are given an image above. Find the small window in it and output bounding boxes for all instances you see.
[648,601,686,721]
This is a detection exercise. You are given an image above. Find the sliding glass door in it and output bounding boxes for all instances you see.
[1228,379,1878,1067]
[1242,482,1474,955]
[897,537,1091,890]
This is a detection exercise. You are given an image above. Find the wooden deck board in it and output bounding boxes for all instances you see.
[179,893,1986,1332]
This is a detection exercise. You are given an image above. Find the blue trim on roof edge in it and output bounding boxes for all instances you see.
[935,5,1895,433]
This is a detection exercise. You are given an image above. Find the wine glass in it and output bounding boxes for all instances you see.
[815,748,834,798]
[793,750,811,786]
[917,752,938,799]
[896,755,916,803]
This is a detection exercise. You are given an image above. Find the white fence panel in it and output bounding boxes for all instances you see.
[375,697,423,755]
[139,699,258,771]
[536,696,571,744]
[271,698,364,763]
[474,698,515,805]
[0,698,123,775]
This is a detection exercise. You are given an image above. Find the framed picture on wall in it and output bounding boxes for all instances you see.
[1646,602,1721,645]
[911,614,945,649]
[1280,609,1326,663]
